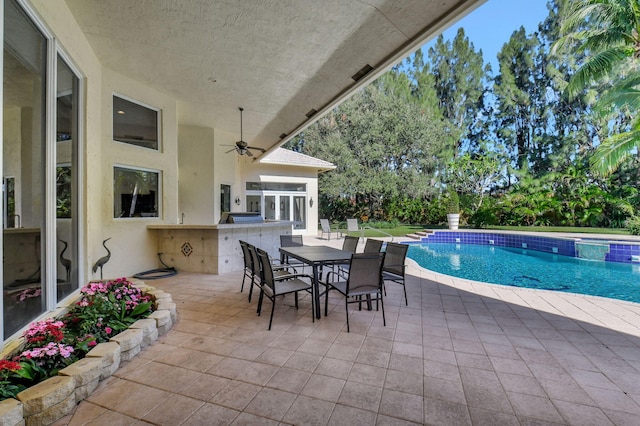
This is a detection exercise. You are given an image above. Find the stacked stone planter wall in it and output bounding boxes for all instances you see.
[0,283,175,426]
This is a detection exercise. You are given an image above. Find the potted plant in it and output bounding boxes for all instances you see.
[447,191,460,230]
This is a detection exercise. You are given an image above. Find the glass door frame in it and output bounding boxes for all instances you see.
[246,190,308,233]
[1,0,86,341]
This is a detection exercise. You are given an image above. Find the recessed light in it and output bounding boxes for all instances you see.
[117,110,125,115]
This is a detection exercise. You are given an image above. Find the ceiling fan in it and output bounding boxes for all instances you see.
[224,107,265,157]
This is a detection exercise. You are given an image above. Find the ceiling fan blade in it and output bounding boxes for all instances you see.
[225,148,236,153]
[245,149,254,157]
[247,146,266,153]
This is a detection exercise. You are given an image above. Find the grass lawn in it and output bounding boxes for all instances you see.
[338,223,632,238]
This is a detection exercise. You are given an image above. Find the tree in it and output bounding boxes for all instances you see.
[426,28,490,157]
[554,0,640,175]
[446,151,501,211]
[493,27,539,173]
[293,73,448,220]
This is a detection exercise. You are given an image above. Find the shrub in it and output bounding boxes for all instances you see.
[627,216,640,235]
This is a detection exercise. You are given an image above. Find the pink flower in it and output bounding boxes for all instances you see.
[105,327,112,335]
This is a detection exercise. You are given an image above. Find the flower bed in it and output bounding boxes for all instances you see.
[0,278,175,426]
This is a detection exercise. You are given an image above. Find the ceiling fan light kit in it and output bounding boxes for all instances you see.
[223,107,266,157]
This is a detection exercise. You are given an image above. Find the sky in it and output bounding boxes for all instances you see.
[421,0,551,71]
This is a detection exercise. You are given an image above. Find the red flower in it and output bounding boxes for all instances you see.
[0,359,21,371]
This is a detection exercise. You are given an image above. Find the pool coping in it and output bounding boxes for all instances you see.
[408,229,640,264]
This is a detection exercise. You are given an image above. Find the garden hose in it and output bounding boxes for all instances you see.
[132,253,178,280]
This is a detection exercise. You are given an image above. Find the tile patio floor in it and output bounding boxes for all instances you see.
[56,236,640,425]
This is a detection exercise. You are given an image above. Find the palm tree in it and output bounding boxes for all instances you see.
[553,0,640,175]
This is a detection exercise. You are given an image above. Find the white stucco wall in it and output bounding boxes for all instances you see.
[18,0,322,282]
[178,125,215,224]
[99,69,178,278]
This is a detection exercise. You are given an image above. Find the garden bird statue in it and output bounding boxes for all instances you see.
[92,238,111,280]
[59,239,72,283]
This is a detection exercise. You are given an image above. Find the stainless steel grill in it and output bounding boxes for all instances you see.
[219,212,264,224]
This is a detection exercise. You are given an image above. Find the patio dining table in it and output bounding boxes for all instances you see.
[279,245,353,319]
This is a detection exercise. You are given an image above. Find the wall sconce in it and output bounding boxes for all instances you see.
[234,197,241,206]
[309,197,314,208]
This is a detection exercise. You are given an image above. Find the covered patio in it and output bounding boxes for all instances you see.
[56,237,640,425]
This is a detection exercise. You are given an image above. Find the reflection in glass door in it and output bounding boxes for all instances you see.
[56,55,79,302]
[265,195,276,220]
[279,196,290,221]
[3,0,47,336]
[293,196,306,230]
[247,195,261,213]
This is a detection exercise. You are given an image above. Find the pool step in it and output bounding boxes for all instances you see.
[405,233,422,240]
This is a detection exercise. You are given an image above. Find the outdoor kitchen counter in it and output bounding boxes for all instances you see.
[147,221,294,274]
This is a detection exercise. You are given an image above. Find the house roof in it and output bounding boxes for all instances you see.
[64,0,485,155]
[260,148,336,171]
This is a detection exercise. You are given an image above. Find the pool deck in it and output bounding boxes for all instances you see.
[57,233,640,425]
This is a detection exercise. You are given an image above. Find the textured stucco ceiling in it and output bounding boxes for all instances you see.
[63,0,484,154]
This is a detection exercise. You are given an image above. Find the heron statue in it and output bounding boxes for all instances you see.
[59,239,72,283]
[92,238,111,280]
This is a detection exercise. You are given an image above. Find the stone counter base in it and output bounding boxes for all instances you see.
[0,283,175,426]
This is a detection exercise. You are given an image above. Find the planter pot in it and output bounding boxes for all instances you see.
[447,213,460,230]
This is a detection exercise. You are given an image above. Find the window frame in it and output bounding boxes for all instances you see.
[113,165,162,219]
[112,93,161,151]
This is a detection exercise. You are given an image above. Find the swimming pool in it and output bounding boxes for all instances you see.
[407,242,640,303]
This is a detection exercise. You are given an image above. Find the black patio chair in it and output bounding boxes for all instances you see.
[239,240,253,293]
[324,252,386,332]
[256,247,314,330]
[279,234,306,271]
[337,235,360,276]
[247,243,296,303]
[382,242,409,306]
[363,238,383,253]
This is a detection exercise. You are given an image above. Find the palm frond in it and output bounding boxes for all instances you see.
[590,126,640,176]
[595,69,640,112]
[598,87,640,110]
[565,46,631,99]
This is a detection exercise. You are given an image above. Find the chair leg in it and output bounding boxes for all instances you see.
[257,289,264,315]
[345,297,350,333]
[248,276,255,302]
[295,292,299,309]
[402,282,408,306]
[380,293,386,326]
[241,272,246,292]
[268,298,276,330]
[324,286,330,316]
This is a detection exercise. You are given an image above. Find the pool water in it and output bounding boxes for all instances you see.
[407,243,640,303]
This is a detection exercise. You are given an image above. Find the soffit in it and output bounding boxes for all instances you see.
[63,0,484,154]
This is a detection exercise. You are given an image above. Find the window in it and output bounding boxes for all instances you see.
[114,167,160,218]
[220,184,231,213]
[113,95,159,150]
[246,182,306,191]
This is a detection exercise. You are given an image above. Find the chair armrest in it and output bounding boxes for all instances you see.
[274,264,298,274]
[274,273,313,282]
[382,264,406,276]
